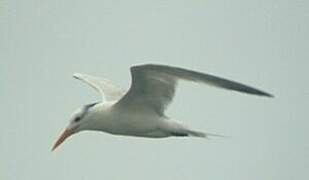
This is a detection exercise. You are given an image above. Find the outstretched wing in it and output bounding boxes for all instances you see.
[73,73,126,101]
[115,64,273,115]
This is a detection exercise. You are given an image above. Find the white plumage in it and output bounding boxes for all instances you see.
[52,64,273,151]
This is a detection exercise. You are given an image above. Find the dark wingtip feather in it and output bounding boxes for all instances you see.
[262,92,274,98]
[249,89,274,98]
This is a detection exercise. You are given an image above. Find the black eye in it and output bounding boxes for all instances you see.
[74,117,81,122]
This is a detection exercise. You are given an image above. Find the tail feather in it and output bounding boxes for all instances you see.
[166,121,226,138]
[187,130,207,138]
[187,130,227,138]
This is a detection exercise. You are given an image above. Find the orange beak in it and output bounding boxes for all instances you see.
[51,126,77,151]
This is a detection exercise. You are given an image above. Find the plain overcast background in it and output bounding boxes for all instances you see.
[1,0,308,179]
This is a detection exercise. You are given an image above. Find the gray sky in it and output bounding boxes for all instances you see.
[1,0,308,179]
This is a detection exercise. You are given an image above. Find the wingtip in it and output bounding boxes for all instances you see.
[248,88,274,98]
[268,94,275,98]
[261,92,275,98]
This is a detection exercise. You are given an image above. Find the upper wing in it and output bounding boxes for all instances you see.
[73,73,126,101]
[115,64,273,115]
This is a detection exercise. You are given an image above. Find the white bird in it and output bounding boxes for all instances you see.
[52,64,273,151]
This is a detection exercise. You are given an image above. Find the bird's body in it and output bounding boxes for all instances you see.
[52,64,273,151]
[80,101,199,138]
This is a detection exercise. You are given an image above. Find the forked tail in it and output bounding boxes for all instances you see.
[166,120,226,138]
[186,130,226,138]
[170,128,226,138]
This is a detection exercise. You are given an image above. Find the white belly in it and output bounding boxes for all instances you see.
[93,109,171,138]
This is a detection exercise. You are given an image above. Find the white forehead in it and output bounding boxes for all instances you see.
[70,102,98,119]
[71,107,84,117]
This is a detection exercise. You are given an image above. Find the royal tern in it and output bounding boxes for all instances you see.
[52,64,273,151]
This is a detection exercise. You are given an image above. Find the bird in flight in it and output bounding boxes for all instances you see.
[52,64,273,151]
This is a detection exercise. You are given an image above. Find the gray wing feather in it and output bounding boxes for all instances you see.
[141,64,273,97]
[73,73,126,101]
[116,64,273,116]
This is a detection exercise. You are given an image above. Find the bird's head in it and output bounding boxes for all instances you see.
[51,102,98,151]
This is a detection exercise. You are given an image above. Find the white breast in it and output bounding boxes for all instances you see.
[89,102,170,137]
